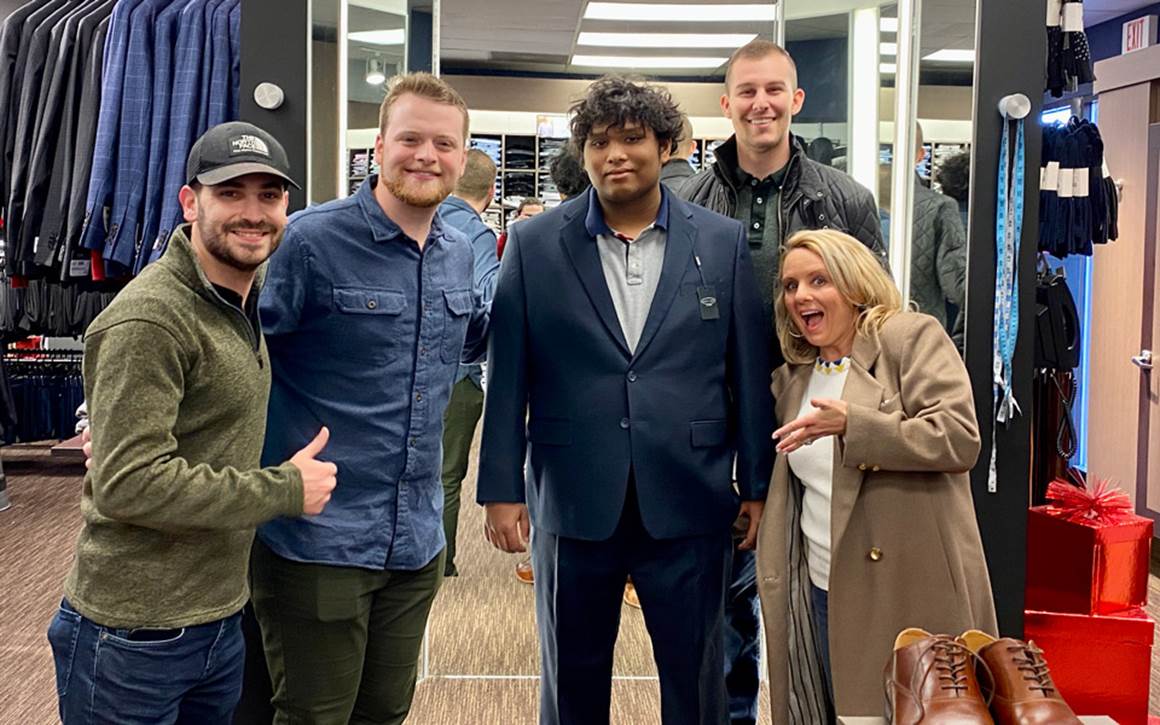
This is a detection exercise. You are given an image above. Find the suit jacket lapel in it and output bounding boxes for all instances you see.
[830,331,884,558]
[631,204,694,362]
[559,198,631,357]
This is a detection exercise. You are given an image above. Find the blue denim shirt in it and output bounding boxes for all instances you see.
[257,177,489,571]
[437,194,500,389]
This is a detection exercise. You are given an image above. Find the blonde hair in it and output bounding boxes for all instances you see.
[379,72,470,142]
[774,229,902,364]
[724,39,798,91]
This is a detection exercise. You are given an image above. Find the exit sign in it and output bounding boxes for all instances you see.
[1123,15,1158,54]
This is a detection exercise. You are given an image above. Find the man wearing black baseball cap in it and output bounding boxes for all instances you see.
[49,122,338,725]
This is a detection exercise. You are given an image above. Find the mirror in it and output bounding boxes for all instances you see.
[311,0,342,205]
[907,0,977,354]
[341,0,432,199]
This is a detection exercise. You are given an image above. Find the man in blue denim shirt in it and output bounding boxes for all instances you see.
[437,148,500,578]
[251,73,489,725]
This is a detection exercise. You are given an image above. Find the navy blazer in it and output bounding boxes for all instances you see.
[477,192,774,541]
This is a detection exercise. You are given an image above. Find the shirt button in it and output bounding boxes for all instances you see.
[367,299,378,310]
[409,437,417,447]
[627,371,637,382]
[753,222,761,230]
[756,197,764,205]
[415,392,422,401]
[420,347,428,355]
[750,179,758,187]
[818,213,826,221]
[620,418,630,429]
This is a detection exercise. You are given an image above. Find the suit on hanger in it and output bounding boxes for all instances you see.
[0,0,50,222]
[203,0,236,131]
[0,0,70,227]
[62,14,112,267]
[6,0,84,269]
[33,0,116,273]
[478,189,774,724]
[78,0,148,270]
[153,0,213,267]
[136,0,196,274]
[104,0,187,273]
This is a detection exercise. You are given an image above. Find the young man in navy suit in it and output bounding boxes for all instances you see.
[477,77,774,725]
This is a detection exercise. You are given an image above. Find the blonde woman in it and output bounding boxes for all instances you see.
[757,229,996,719]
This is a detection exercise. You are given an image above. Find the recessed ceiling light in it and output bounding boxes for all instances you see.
[577,32,758,48]
[879,62,897,74]
[349,29,406,45]
[880,17,898,33]
[880,42,897,56]
[583,2,776,22]
[922,49,975,63]
[571,54,728,69]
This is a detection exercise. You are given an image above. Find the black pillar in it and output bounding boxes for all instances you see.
[240,0,310,213]
[964,0,1046,637]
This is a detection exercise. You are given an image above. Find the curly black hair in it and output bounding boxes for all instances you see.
[548,146,591,199]
[935,151,971,203]
[568,76,684,158]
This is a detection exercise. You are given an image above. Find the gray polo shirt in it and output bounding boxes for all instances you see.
[584,188,671,354]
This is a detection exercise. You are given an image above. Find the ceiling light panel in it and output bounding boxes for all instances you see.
[583,2,776,22]
[577,32,757,48]
[349,29,406,45]
[922,49,975,62]
[571,54,728,68]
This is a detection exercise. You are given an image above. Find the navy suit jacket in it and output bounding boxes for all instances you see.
[477,192,774,541]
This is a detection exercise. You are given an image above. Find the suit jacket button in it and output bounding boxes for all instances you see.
[620,418,630,429]
[627,371,637,382]
[869,547,883,562]
[858,463,867,471]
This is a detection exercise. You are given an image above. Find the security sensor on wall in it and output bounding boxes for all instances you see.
[366,58,386,86]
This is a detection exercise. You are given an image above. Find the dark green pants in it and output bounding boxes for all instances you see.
[250,539,444,725]
[440,376,483,575]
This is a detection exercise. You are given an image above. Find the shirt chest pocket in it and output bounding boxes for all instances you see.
[440,289,473,364]
[331,286,407,362]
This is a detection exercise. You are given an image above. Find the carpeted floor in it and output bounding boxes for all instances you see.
[0,441,1155,723]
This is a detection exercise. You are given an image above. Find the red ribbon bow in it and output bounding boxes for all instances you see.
[1045,476,1133,525]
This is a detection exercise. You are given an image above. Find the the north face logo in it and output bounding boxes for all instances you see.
[231,135,270,156]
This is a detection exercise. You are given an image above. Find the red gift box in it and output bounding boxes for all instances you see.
[1026,479,1152,615]
[1024,608,1154,725]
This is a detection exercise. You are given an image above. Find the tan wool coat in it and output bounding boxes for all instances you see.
[756,312,998,721]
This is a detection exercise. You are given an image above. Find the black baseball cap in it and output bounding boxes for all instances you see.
[185,121,300,189]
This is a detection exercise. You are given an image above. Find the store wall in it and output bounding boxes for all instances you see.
[1087,3,1160,62]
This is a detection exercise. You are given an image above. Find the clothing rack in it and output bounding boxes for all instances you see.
[2,349,83,443]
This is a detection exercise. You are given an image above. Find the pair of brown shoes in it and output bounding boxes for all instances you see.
[886,628,1081,724]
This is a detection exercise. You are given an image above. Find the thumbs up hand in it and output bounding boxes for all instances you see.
[291,427,338,515]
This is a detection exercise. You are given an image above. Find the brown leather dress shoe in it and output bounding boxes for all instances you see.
[960,630,1081,725]
[886,628,994,724]
[515,558,534,585]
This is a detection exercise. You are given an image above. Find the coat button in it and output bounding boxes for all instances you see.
[620,418,630,429]
[869,547,883,562]
[858,463,867,471]
[627,371,637,382]
[367,299,378,310]
[872,465,881,472]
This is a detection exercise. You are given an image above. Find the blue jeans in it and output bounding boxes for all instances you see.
[47,599,245,724]
[724,546,760,725]
[810,583,834,699]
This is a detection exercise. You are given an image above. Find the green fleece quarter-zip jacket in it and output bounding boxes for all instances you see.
[64,225,304,630]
